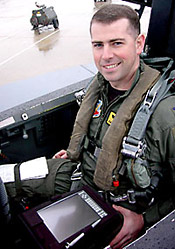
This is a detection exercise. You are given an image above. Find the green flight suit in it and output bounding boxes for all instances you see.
[5,61,175,230]
[55,62,175,228]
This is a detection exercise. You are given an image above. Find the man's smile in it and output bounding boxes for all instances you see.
[102,62,121,70]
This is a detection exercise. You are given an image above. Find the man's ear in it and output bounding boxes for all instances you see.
[136,34,145,54]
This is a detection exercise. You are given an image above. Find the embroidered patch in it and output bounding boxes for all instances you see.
[107,111,116,125]
[93,100,102,118]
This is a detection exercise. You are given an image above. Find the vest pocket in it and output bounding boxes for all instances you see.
[126,157,151,188]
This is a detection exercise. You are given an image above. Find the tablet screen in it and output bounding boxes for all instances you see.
[37,190,107,243]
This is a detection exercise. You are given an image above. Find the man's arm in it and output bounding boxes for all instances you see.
[109,193,175,249]
[142,195,175,228]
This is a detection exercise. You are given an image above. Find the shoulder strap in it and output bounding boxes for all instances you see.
[121,59,175,159]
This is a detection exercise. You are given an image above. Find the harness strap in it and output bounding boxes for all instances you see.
[70,163,82,191]
[84,136,101,158]
[122,60,175,159]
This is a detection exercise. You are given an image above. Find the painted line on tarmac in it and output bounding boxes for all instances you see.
[0,29,59,67]
[0,29,30,42]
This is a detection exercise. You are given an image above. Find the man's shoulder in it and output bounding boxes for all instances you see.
[154,94,175,114]
[150,94,175,129]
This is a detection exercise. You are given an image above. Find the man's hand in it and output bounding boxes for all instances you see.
[53,149,68,159]
[110,205,144,249]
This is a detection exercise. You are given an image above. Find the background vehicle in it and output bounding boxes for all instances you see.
[30,3,59,30]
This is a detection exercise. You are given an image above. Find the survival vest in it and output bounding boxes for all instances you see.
[67,58,174,191]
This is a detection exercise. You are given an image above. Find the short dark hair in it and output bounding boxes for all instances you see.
[90,4,140,36]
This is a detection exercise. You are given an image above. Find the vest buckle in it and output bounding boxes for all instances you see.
[71,163,82,181]
[109,190,136,204]
[121,137,146,159]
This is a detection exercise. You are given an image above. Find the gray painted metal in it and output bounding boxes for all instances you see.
[0,63,97,129]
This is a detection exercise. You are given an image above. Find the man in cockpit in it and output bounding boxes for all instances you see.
[3,4,175,248]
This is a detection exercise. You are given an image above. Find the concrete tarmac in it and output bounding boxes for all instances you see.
[0,0,151,86]
[0,0,94,86]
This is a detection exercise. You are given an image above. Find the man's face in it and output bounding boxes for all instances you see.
[91,18,145,90]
